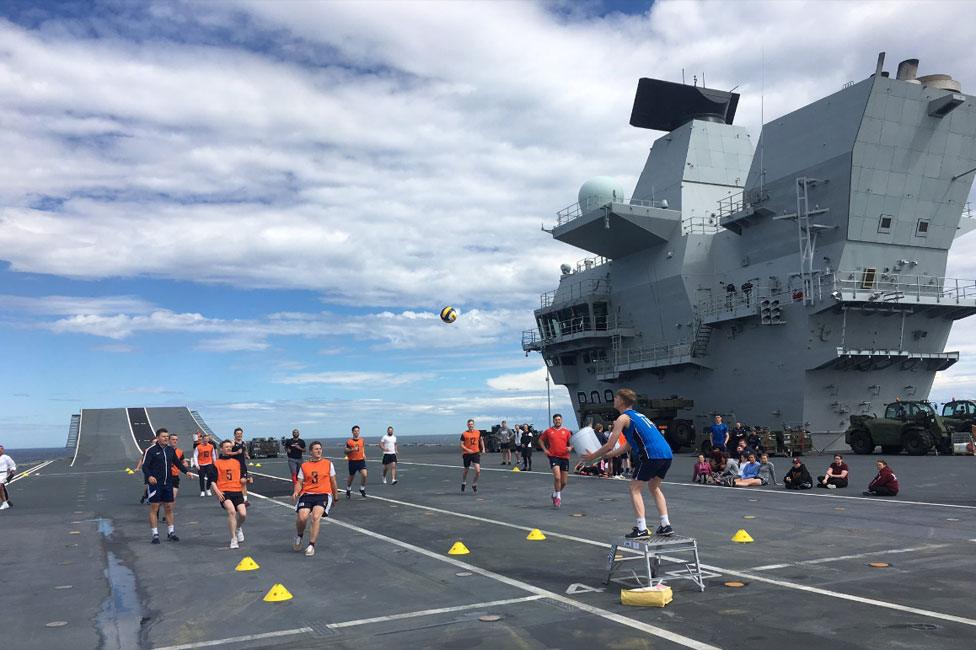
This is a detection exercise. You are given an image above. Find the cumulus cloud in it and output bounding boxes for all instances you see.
[486,366,550,392]
[276,371,433,387]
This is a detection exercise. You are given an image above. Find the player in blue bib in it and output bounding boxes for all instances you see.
[583,388,674,538]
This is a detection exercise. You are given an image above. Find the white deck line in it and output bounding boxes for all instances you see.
[251,470,976,629]
[397,460,976,510]
[125,408,141,456]
[247,490,720,650]
[8,459,55,483]
[327,594,545,629]
[70,410,84,468]
[153,627,314,650]
[750,543,953,571]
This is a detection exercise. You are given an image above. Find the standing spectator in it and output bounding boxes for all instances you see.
[0,444,16,510]
[730,422,749,452]
[285,429,307,485]
[594,422,609,445]
[783,457,813,489]
[757,452,779,486]
[725,282,737,308]
[817,454,849,489]
[741,280,754,306]
[519,425,534,471]
[746,428,765,455]
[539,414,573,508]
[512,425,523,467]
[692,453,711,484]
[498,420,513,466]
[863,459,899,497]
[710,415,729,453]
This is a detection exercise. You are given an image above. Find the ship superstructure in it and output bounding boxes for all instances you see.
[524,54,976,447]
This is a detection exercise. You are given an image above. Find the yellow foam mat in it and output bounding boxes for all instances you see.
[620,584,673,607]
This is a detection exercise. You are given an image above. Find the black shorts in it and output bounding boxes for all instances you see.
[348,459,367,475]
[296,493,333,515]
[547,456,569,472]
[171,475,181,489]
[632,458,672,481]
[500,442,512,451]
[147,484,174,504]
[462,453,481,468]
[220,491,245,509]
[382,453,397,465]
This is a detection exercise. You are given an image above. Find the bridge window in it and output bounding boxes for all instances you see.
[915,219,929,237]
[577,392,587,405]
[590,391,601,404]
[604,389,614,403]
[877,215,892,234]
[860,267,877,289]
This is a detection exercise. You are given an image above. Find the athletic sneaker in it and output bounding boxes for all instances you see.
[392,480,398,485]
[461,484,466,492]
[293,540,303,552]
[167,532,180,542]
[862,491,873,496]
[200,491,206,497]
[826,484,836,490]
[236,528,244,542]
[554,496,561,508]
[346,488,351,499]
[230,539,239,549]
[151,534,160,544]
[305,544,315,557]
[625,527,651,540]
[654,525,674,537]
[0,502,10,510]
[360,487,367,498]
[382,477,387,484]
[206,490,212,496]
[472,485,478,493]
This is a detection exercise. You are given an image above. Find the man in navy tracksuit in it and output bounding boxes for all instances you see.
[142,428,191,544]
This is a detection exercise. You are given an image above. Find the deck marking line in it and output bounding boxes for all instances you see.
[153,627,314,650]
[751,543,952,571]
[9,459,54,483]
[327,595,545,629]
[247,490,720,650]
[70,410,84,467]
[397,461,976,510]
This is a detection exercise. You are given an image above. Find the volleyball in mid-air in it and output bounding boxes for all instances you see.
[440,306,458,323]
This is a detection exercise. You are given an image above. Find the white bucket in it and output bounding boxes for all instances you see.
[953,442,972,455]
[571,426,602,458]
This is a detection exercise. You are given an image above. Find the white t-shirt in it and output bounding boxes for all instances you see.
[380,435,397,454]
[0,454,16,483]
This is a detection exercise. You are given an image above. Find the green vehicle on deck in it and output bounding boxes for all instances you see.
[845,401,952,456]
[939,400,976,433]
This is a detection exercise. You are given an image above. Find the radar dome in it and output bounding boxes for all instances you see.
[578,176,625,206]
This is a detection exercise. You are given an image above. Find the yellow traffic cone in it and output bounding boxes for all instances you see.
[248,462,254,466]
[511,467,520,472]
[126,469,135,475]
[124,467,132,473]
[255,463,262,468]
[526,529,546,541]
[262,583,293,602]
[731,529,754,543]
[235,556,260,571]
[447,541,470,555]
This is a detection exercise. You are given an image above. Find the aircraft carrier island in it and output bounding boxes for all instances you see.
[524,53,976,448]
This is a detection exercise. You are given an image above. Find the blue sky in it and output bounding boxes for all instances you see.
[2,1,976,448]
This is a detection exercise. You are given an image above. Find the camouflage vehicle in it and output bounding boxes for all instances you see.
[845,401,952,456]
[247,437,281,458]
[939,400,976,433]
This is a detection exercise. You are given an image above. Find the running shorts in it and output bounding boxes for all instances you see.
[348,459,367,476]
[462,453,481,468]
[547,456,569,472]
[296,493,334,515]
[382,453,397,465]
[220,491,245,508]
[632,458,672,481]
[147,484,175,504]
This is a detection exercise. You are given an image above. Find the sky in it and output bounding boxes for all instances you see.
[2,0,976,448]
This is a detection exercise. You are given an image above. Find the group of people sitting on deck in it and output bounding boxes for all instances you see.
[693,450,900,497]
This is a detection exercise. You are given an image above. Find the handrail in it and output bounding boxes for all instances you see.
[831,270,976,304]
[540,278,611,309]
[522,315,631,348]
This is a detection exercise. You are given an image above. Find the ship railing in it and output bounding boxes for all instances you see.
[832,271,976,304]
[716,188,770,222]
[682,216,722,235]
[540,278,611,309]
[572,255,611,273]
[555,196,670,227]
[523,316,631,349]
[696,288,768,318]
[598,341,693,372]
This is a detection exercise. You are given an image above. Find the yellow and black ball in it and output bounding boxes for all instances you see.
[440,306,458,323]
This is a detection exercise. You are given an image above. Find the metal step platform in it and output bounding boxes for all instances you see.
[605,533,705,592]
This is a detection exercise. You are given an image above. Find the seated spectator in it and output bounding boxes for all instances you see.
[757,452,779,486]
[720,455,740,482]
[726,452,766,487]
[863,459,899,496]
[783,457,813,489]
[817,454,849,489]
[594,423,608,445]
[692,454,711,484]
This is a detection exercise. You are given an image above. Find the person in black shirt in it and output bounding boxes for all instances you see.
[286,429,306,484]
[142,428,193,543]
[229,427,251,506]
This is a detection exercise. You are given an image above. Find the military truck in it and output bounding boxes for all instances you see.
[845,401,952,456]
[578,396,695,451]
[939,400,976,432]
[247,437,281,458]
